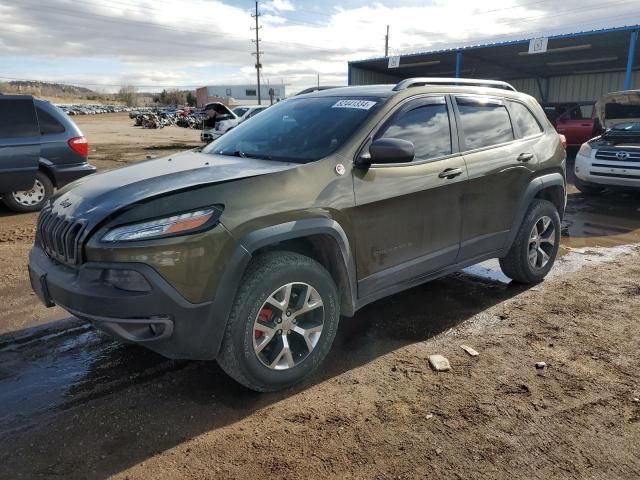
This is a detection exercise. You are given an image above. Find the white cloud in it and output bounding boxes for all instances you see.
[0,0,638,94]
[262,0,296,13]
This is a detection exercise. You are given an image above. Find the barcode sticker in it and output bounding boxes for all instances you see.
[332,100,377,110]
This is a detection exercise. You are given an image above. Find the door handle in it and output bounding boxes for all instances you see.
[517,153,534,162]
[581,123,591,127]
[438,167,463,179]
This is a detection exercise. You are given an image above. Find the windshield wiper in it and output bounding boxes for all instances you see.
[217,150,273,160]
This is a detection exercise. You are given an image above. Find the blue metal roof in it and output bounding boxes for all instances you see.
[350,24,640,65]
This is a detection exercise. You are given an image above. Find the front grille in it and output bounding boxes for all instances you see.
[594,149,640,162]
[36,208,87,266]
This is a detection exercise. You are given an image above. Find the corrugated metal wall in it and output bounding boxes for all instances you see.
[352,66,640,103]
[350,66,401,85]
[510,72,639,102]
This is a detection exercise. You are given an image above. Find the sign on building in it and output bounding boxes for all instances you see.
[528,37,548,54]
[388,55,401,68]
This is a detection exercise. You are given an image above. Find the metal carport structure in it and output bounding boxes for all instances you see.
[348,25,639,102]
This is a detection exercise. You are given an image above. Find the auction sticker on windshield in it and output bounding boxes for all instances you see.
[332,100,377,110]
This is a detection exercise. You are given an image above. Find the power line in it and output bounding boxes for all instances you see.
[13,0,336,52]
[7,0,640,57]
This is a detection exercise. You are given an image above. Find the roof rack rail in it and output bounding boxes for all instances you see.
[392,77,517,92]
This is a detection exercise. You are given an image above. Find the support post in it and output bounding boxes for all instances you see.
[385,25,389,57]
[455,51,462,78]
[624,29,638,91]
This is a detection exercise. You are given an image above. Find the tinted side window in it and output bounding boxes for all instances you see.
[456,97,514,150]
[377,101,452,162]
[0,99,39,139]
[509,101,542,138]
[37,107,66,134]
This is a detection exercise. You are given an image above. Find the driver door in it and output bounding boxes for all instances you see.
[350,96,467,299]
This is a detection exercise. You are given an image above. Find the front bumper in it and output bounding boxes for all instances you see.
[200,130,223,143]
[575,152,640,188]
[28,246,223,360]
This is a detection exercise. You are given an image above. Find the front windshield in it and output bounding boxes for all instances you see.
[203,96,381,163]
[233,107,249,117]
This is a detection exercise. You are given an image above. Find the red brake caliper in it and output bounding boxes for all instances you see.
[255,307,272,339]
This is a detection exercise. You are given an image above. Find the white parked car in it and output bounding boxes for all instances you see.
[201,105,268,143]
[575,90,640,194]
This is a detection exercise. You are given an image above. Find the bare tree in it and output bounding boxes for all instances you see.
[118,85,139,106]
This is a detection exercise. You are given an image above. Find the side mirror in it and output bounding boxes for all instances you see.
[357,138,415,167]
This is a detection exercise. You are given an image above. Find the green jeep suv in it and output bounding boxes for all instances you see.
[29,78,566,391]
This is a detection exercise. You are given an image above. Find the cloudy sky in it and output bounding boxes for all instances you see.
[0,0,639,94]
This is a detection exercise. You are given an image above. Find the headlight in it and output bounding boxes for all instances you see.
[577,143,592,158]
[102,207,221,242]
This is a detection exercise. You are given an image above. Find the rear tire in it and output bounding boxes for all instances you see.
[2,171,53,213]
[217,251,340,392]
[499,199,561,284]
[574,176,604,195]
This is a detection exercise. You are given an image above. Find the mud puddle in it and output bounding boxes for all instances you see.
[0,321,186,434]
[563,189,640,249]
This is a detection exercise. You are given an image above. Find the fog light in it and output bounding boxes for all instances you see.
[103,269,151,292]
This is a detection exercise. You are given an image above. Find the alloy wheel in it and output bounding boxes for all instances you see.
[252,282,324,370]
[528,215,555,269]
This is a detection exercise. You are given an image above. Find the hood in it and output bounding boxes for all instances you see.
[49,150,298,226]
[595,90,640,129]
[204,102,236,118]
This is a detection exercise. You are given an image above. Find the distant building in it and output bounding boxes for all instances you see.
[196,84,285,107]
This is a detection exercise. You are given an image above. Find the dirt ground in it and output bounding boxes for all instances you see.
[1,114,640,479]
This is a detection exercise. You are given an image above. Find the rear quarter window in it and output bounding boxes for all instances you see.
[0,99,39,139]
[37,107,66,134]
[456,97,514,150]
[508,101,543,138]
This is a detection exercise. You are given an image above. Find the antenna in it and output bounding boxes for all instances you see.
[251,1,263,105]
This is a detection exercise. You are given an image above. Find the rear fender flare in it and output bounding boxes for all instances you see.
[504,172,566,252]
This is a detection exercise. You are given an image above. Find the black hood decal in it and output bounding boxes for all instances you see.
[49,150,298,228]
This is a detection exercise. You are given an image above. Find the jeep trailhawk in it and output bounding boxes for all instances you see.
[29,78,566,391]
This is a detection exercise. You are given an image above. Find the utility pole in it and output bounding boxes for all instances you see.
[251,1,263,105]
[385,25,389,57]
[317,73,320,89]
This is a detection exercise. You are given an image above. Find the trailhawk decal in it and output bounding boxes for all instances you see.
[331,100,377,110]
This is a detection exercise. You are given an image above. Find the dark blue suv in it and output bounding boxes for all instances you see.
[0,95,96,212]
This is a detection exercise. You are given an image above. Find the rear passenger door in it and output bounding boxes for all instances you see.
[454,95,536,262]
[0,96,40,192]
[352,96,467,298]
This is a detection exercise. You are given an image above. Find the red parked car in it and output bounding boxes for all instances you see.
[542,102,602,148]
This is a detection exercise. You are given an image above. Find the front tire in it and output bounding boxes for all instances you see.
[217,251,340,392]
[2,171,53,212]
[500,199,561,284]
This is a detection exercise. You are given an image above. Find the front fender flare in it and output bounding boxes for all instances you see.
[206,218,357,359]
